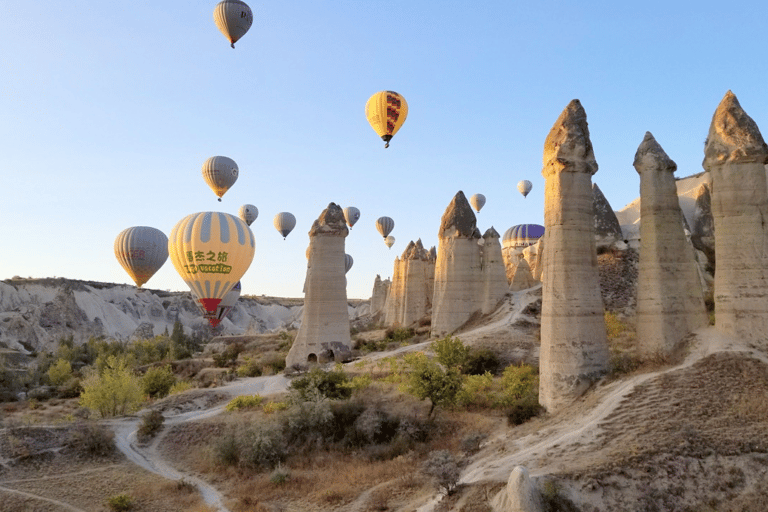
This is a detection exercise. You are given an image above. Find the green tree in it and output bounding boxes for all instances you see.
[141,365,176,399]
[47,358,72,386]
[433,336,470,371]
[80,355,143,418]
[404,353,463,418]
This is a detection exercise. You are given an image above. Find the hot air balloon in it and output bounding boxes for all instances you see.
[517,180,533,198]
[375,216,394,238]
[384,236,395,249]
[202,156,239,202]
[213,0,253,49]
[343,206,360,229]
[114,226,168,288]
[201,281,242,327]
[344,254,353,274]
[470,194,486,213]
[502,224,544,248]
[365,91,408,148]
[274,212,296,239]
[238,204,258,226]
[168,212,255,317]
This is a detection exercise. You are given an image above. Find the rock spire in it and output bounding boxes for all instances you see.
[634,132,708,356]
[480,227,508,313]
[384,240,434,327]
[539,100,609,412]
[702,91,768,344]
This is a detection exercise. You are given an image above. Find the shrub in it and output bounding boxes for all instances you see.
[499,364,539,406]
[385,327,415,342]
[137,410,164,441]
[263,401,289,414]
[261,354,286,374]
[289,365,352,402]
[422,450,460,494]
[236,357,262,378]
[464,349,501,375]
[239,426,287,470]
[507,399,543,426]
[604,311,629,339]
[47,359,72,386]
[226,394,264,412]
[270,464,290,484]
[67,422,115,458]
[141,365,176,399]
[168,380,194,395]
[79,355,143,418]
[404,353,463,417]
[212,343,244,368]
[433,336,470,370]
[214,432,239,465]
[107,493,133,511]
[280,400,334,449]
[455,372,496,408]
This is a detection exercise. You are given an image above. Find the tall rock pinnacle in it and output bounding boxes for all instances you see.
[702,91,768,345]
[634,132,708,356]
[539,100,609,412]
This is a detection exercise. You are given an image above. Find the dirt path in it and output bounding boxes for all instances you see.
[0,484,88,512]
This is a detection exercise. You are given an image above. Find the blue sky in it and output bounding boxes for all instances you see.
[2,1,767,299]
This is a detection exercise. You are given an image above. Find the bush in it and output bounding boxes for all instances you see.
[289,365,352,402]
[385,327,415,342]
[464,349,501,375]
[212,343,244,368]
[270,464,290,484]
[404,353,463,417]
[261,354,286,374]
[455,372,496,408]
[137,410,164,441]
[236,357,263,378]
[263,401,289,414]
[47,359,72,386]
[141,365,176,399]
[433,336,470,370]
[67,422,115,458]
[422,450,460,494]
[507,399,543,426]
[107,493,133,511]
[225,394,264,412]
[281,400,334,449]
[214,432,239,466]
[79,355,143,418]
[498,364,539,406]
[168,380,194,395]
[239,425,287,470]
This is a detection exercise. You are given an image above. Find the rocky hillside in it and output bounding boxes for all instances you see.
[0,278,370,354]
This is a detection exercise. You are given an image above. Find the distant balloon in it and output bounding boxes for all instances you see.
[238,204,258,226]
[205,281,241,327]
[213,0,253,49]
[517,180,533,198]
[343,207,360,229]
[384,236,395,249]
[344,254,354,274]
[168,212,255,316]
[503,224,544,248]
[202,156,239,201]
[376,216,394,238]
[273,212,296,239]
[365,91,408,148]
[470,194,486,213]
[114,226,168,288]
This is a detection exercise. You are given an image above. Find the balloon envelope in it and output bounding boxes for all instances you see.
[376,216,394,238]
[168,212,255,314]
[114,226,168,288]
[273,212,296,239]
[213,0,253,48]
[202,281,241,327]
[384,236,395,249]
[202,156,239,201]
[503,224,544,248]
[344,254,353,274]
[470,194,486,213]
[365,91,408,148]
[517,180,533,198]
[238,204,258,226]
[343,206,360,228]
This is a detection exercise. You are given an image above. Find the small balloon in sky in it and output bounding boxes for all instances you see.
[238,204,258,226]
[343,206,360,229]
[344,254,353,274]
[517,180,533,198]
[470,193,486,213]
[202,156,239,202]
[213,0,253,49]
[384,236,395,249]
[365,91,408,148]
[114,226,168,288]
[375,216,394,238]
[273,212,296,239]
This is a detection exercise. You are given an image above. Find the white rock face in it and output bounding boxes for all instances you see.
[431,191,482,337]
[539,100,609,413]
[634,132,708,356]
[491,466,544,512]
[370,275,390,316]
[481,228,509,314]
[285,203,352,367]
[510,258,537,292]
[384,240,434,327]
[703,91,768,345]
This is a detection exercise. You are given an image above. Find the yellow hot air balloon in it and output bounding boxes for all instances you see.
[365,91,408,148]
[213,0,254,49]
[168,212,255,316]
[202,156,239,201]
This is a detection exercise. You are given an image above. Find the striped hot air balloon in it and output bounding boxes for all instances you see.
[344,254,354,274]
[114,226,168,288]
[168,212,255,316]
[365,91,408,148]
[273,212,296,239]
[213,0,253,49]
[502,224,545,248]
[375,216,394,238]
[202,156,239,201]
[200,281,242,327]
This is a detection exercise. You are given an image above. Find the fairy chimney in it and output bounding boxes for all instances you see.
[634,132,708,356]
[370,275,390,316]
[702,91,768,345]
[286,203,351,367]
[481,227,508,313]
[385,239,434,327]
[539,100,609,412]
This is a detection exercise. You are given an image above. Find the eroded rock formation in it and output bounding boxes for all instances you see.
[286,203,352,367]
[480,228,509,313]
[593,183,623,248]
[370,274,390,316]
[431,191,482,337]
[491,466,543,512]
[634,132,708,356]
[384,240,434,327]
[539,100,609,412]
[702,91,768,345]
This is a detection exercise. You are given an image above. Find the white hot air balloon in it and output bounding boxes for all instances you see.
[384,236,395,249]
[114,226,168,288]
[274,212,296,239]
[343,206,360,229]
[517,180,533,198]
[238,204,258,226]
[202,156,239,201]
[470,193,486,213]
[376,216,394,238]
[213,0,254,49]
[344,254,354,274]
